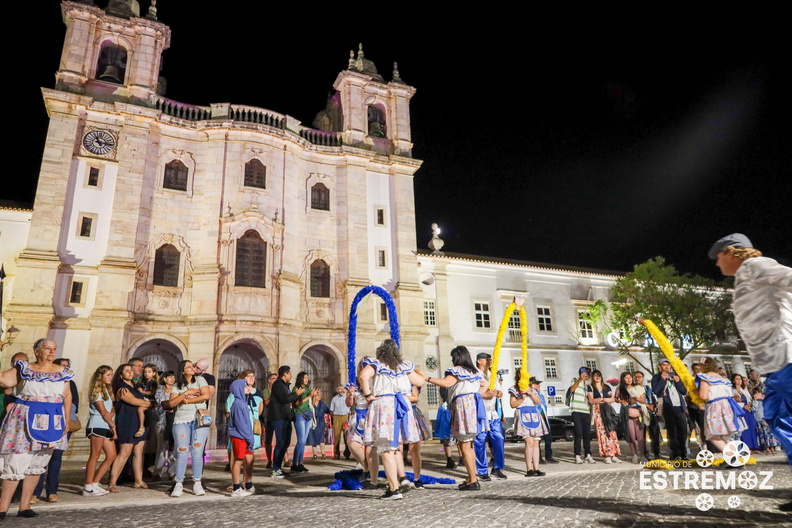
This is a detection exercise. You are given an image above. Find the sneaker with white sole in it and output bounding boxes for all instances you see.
[604,457,612,464]
[585,454,596,464]
[231,487,252,498]
[575,455,583,464]
[399,478,413,493]
[612,457,622,463]
[381,489,403,500]
[82,483,107,497]
[193,481,206,496]
[92,483,109,496]
[245,485,255,495]
[171,482,183,497]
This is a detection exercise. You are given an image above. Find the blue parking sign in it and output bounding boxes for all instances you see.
[547,386,556,396]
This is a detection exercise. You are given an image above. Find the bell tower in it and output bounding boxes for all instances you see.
[56,0,171,103]
[320,44,416,157]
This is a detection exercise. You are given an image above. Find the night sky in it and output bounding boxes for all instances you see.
[7,2,790,279]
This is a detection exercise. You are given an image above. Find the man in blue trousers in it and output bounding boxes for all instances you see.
[474,353,507,480]
[709,233,792,512]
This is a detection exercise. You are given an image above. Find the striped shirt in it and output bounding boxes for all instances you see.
[568,382,590,414]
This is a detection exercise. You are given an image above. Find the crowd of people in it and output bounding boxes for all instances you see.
[0,232,789,515]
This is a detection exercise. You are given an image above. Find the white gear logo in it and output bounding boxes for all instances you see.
[723,440,751,467]
[695,493,714,511]
[696,449,714,467]
[727,495,741,508]
[737,471,758,490]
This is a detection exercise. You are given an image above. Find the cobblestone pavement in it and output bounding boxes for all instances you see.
[4,442,790,527]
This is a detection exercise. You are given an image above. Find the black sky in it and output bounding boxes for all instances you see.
[6,2,790,279]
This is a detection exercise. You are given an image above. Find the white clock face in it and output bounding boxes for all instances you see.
[83,130,115,155]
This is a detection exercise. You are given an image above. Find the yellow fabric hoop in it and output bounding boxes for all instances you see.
[489,301,530,390]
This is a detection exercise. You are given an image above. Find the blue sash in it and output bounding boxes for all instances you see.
[380,393,410,447]
[452,392,488,435]
[354,408,368,437]
[19,400,65,443]
[710,396,745,432]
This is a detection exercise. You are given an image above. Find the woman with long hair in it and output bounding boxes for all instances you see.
[291,372,316,473]
[168,360,211,497]
[83,365,117,496]
[587,370,621,463]
[0,339,73,520]
[614,372,646,463]
[732,373,760,451]
[425,346,488,491]
[696,358,746,455]
[307,388,330,459]
[360,340,426,499]
[509,370,548,477]
[153,370,176,479]
[107,364,152,491]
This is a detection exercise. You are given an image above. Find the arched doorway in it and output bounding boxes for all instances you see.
[300,345,339,403]
[132,339,183,374]
[214,341,269,448]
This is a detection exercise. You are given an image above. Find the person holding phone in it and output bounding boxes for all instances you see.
[651,359,688,460]
[568,367,595,464]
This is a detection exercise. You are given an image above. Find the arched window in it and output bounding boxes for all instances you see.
[310,260,330,298]
[311,183,330,211]
[367,105,387,138]
[244,159,266,189]
[153,244,180,287]
[163,160,189,191]
[96,43,127,85]
[235,230,266,288]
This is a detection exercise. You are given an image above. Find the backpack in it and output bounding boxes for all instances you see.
[565,387,573,407]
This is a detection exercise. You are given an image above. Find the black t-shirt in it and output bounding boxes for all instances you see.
[201,373,216,388]
[587,385,612,399]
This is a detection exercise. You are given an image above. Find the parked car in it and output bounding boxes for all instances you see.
[506,415,597,442]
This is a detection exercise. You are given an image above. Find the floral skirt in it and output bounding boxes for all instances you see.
[364,396,419,450]
[704,399,746,439]
[514,408,549,438]
[412,405,432,442]
[592,405,620,457]
[451,393,488,442]
[756,419,780,449]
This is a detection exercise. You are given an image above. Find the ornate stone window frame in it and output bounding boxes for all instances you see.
[136,233,193,291]
[220,211,283,293]
[157,150,196,196]
[241,149,271,194]
[305,173,334,216]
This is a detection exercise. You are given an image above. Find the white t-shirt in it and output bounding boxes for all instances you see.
[171,376,209,424]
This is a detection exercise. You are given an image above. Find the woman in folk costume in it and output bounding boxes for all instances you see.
[696,358,747,455]
[509,369,549,476]
[425,346,488,491]
[359,340,426,500]
[347,357,380,490]
[0,339,74,520]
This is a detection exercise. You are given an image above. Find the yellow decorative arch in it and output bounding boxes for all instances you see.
[490,297,530,391]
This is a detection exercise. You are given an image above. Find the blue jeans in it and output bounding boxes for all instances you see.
[474,418,505,474]
[293,411,313,465]
[172,420,210,483]
[271,419,292,472]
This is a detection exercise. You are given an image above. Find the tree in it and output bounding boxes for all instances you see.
[584,257,735,373]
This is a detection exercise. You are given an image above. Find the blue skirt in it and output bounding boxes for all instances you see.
[740,410,760,450]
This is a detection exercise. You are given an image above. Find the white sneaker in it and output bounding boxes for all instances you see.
[399,478,413,493]
[171,482,183,497]
[604,457,612,464]
[193,481,206,496]
[82,483,107,497]
[612,456,622,463]
[92,483,109,496]
[231,487,252,498]
[575,455,583,464]
[585,455,596,464]
[245,485,255,495]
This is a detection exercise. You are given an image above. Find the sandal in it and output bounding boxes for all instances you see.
[134,428,146,438]
[133,482,149,489]
[107,486,121,493]
[313,455,318,460]
[321,454,326,460]
[47,494,59,503]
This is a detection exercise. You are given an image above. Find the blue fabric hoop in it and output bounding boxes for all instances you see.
[347,285,400,387]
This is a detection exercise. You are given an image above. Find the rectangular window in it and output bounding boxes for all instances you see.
[723,360,733,377]
[585,358,598,372]
[536,306,554,333]
[544,357,558,379]
[76,213,97,240]
[513,357,522,370]
[379,302,388,322]
[473,301,491,329]
[311,183,330,211]
[423,300,436,327]
[578,311,594,339]
[743,361,752,375]
[554,395,564,405]
[376,249,387,268]
[507,309,522,343]
[69,281,84,305]
[87,167,100,186]
[375,207,385,226]
[426,384,439,407]
[625,361,635,375]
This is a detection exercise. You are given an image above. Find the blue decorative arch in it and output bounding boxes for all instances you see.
[347,285,399,386]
